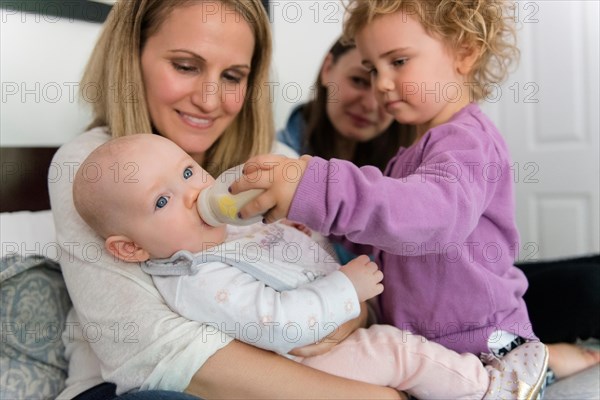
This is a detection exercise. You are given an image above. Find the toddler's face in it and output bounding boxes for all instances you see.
[110,136,227,259]
[356,11,469,133]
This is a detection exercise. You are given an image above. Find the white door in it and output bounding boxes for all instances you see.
[482,0,600,260]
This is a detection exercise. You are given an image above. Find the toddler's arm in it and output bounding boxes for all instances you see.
[233,129,504,254]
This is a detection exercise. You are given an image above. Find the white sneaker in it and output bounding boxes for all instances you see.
[483,342,549,400]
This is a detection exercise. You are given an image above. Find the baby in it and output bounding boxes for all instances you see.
[74,134,548,399]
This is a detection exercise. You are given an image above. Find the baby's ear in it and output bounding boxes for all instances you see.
[455,43,481,75]
[105,236,150,263]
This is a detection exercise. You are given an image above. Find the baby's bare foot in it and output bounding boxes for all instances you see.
[548,343,600,379]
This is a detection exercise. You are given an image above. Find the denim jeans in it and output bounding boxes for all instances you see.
[73,383,202,400]
[119,390,201,400]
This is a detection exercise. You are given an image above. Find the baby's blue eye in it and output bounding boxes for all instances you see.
[183,167,193,179]
[156,196,169,209]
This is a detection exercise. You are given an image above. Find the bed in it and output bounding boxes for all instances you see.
[1,146,599,399]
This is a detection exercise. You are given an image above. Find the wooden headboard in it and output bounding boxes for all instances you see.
[1,147,59,212]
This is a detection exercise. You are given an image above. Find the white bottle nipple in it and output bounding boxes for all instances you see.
[196,164,264,227]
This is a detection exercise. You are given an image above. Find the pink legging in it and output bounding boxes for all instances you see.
[297,325,489,400]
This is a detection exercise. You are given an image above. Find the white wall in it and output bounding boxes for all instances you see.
[0,1,344,145]
[269,0,343,130]
[0,8,102,146]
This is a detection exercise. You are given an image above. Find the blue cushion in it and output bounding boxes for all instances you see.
[1,254,72,399]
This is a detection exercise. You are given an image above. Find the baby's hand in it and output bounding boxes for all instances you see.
[339,255,384,302]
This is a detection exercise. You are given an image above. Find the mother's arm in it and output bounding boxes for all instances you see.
[188,340,404,399]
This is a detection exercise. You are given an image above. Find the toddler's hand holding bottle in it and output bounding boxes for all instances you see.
[229,154,311,223]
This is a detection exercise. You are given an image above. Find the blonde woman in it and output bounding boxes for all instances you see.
[49,1,401,399]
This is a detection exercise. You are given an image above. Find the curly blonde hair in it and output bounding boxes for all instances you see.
[343,0,519,101]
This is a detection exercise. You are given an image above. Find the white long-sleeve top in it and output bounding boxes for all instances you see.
[143,223,360,355]
[50,128,232,397]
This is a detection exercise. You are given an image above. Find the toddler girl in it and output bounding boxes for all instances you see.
[233,1,550,397]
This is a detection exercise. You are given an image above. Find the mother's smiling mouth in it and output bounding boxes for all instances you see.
[178,110,215,128]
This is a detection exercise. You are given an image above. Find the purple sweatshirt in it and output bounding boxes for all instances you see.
[288,103,536,354]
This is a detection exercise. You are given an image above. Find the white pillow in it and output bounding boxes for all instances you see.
[0,210,57,258]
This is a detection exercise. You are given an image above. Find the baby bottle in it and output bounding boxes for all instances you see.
[197,164,264,226]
